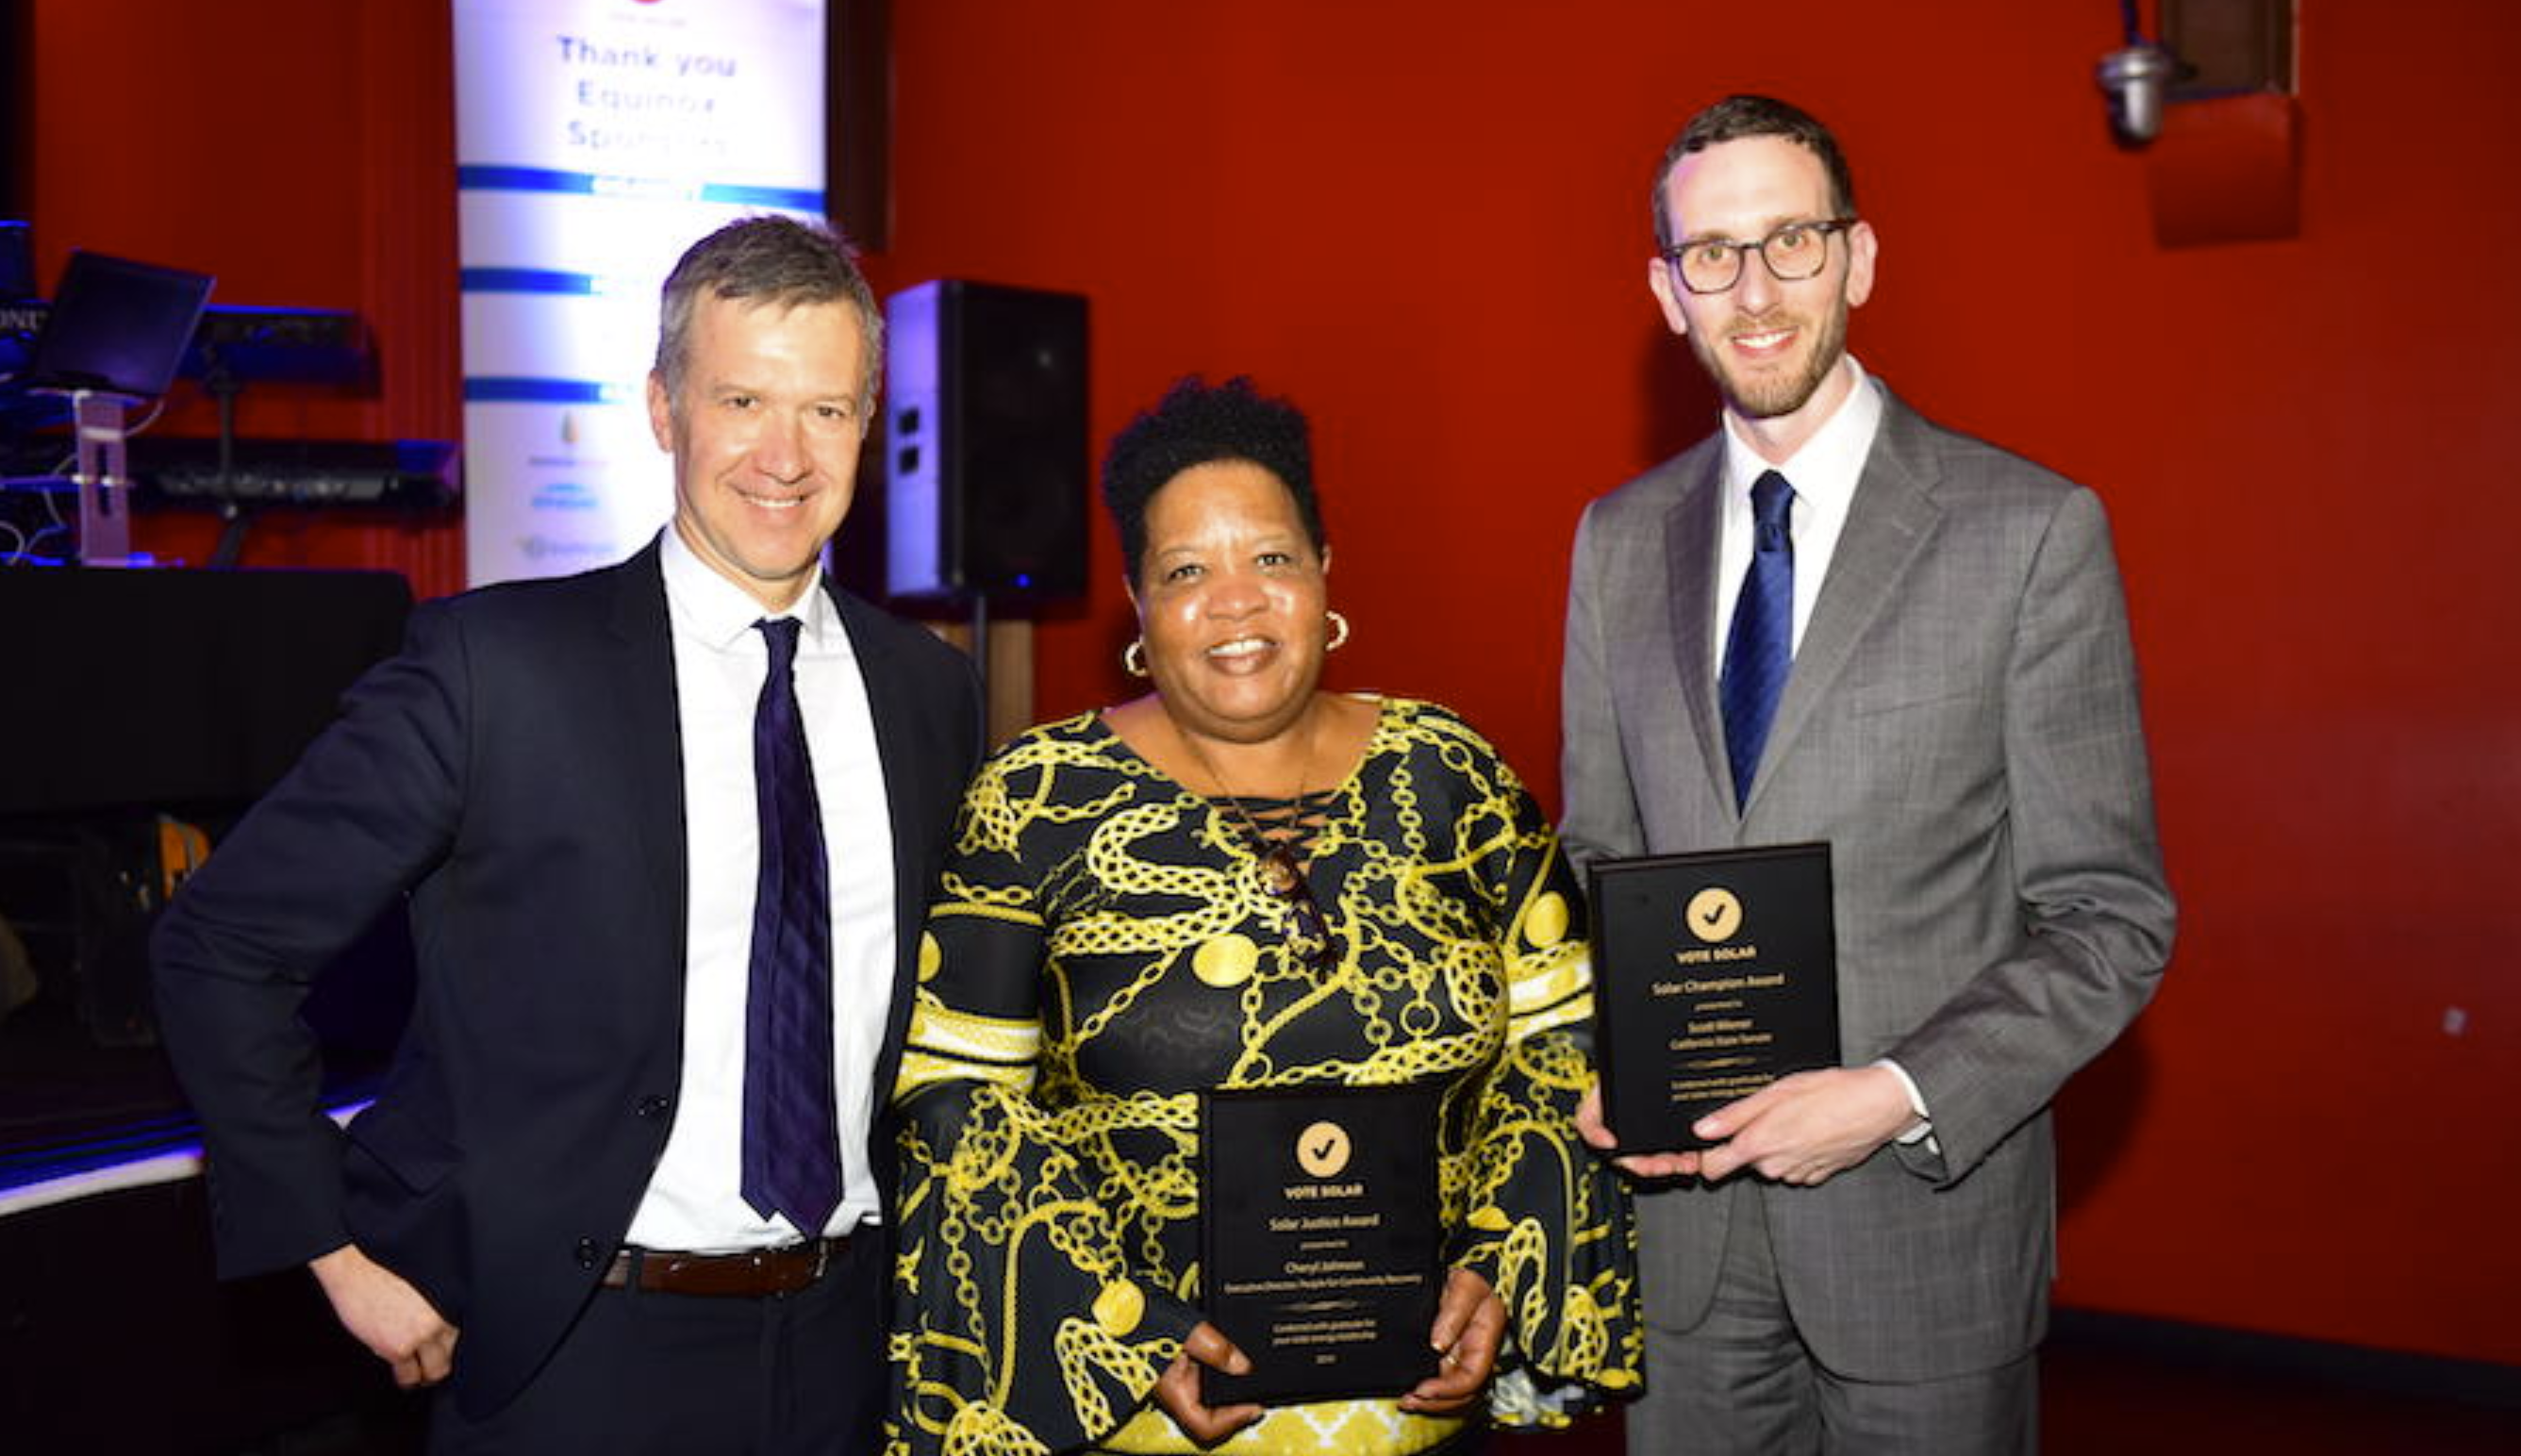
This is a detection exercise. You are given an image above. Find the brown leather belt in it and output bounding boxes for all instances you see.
[600,1235,850,1298]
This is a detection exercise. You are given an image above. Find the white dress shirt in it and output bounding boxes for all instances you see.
[1711,355,1884,658]
[1712,360,1933,1140]
[625,526,899,1250]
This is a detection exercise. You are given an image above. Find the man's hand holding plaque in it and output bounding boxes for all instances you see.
[1583,845,1847,1178]
[1578,1064,1916,1186]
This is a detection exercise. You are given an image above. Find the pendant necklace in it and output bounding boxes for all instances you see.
[1182,718,1339,969]
[1182,722,1308,887]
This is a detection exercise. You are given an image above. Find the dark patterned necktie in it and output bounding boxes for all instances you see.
[1718,471,1796,809]
[741,617,840,1234]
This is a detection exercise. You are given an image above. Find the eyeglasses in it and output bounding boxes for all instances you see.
[1662,218,1859,295]
[1252,842,1340,972]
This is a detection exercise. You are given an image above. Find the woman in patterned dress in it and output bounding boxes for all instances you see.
[887,377,1639,1456]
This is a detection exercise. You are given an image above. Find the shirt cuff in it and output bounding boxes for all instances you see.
[1872,1057,1934,1145]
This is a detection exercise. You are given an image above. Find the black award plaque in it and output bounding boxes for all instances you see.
[1198,1082,1444,1407]
[1588,843,1839,1155]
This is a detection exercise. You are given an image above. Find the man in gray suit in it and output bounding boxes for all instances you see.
[1563,95,2175,1452]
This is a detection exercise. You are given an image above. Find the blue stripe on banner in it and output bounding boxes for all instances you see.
[464,378,626,405]
[699,181,827,211]
[456,164,822,213]
[460,268,598,295]
[457,164,596,195]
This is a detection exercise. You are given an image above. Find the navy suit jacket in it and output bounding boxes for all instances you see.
[154,539,982,1416]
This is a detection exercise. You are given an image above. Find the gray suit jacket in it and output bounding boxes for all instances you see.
[1559,385,2174,1382]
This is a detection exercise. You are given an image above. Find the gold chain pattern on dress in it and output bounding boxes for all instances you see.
[887,700,1640,1456]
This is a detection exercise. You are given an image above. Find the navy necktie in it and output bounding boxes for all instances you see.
[741,617,840,1234]
[1718,471,1796,809]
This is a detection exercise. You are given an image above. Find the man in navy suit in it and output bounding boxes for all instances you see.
[155,215,981,1452]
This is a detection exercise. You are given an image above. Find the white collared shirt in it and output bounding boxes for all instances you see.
[1709,360,1934,1140]
[1711,356,1886,659]
[625,527,898,1250]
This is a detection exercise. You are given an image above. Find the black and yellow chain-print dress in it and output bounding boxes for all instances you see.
[887,699,1639,1456]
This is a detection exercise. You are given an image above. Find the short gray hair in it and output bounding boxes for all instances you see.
[653,214,883,411]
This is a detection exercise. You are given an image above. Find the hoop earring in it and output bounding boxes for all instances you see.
[1122,638,1151,678]
[1325,610,1351,653]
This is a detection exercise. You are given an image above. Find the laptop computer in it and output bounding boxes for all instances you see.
[24,250,213,400]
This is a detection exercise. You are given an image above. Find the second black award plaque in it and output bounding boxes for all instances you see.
[1199,1082,1443,1406]
[1588,843,1839,1155]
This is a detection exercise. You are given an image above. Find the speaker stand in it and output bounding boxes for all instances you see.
[967,590,991,702]
[56,389,143,567]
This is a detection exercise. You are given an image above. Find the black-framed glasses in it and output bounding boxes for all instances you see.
[1663,217,1859,295]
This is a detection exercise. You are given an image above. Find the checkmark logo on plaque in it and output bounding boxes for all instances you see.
[1295,1120,1353,1179]
[1685,887,1744,943]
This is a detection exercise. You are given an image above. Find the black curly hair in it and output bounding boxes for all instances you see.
[1100,375,1324,588]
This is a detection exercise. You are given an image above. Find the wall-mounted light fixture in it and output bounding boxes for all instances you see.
[2098,1,2181,145]
[2108,0,2304,247]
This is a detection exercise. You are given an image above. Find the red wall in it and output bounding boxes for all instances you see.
[25,0,2520,1368]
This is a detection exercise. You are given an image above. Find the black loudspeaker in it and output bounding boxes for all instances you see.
[884,279,1089,604]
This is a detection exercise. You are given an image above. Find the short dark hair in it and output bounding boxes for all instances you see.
[1100,375,1323,589]
[654,214,882,409]
[1650,94,1858,253]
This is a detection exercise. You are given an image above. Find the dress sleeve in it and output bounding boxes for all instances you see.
[887,748,1203,1456]
[1442,752,1644,1427]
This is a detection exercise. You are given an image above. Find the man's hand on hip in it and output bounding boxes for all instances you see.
[309,1243,460,1388]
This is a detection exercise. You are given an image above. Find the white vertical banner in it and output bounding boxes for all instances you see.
[454,0,826,587]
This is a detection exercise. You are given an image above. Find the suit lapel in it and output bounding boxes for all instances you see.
[1748,392,1944,810]
[605,541,690,984]
[824,584,928,1113]
[1662,455,1738,816]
